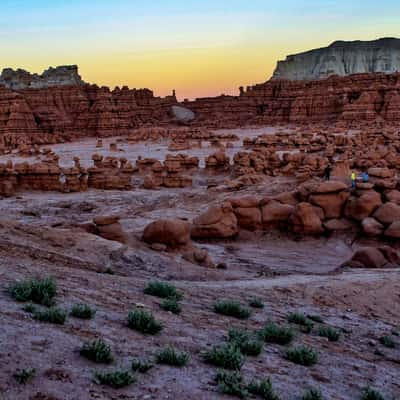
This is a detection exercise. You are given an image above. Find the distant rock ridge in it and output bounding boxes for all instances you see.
[273,37,400,81]
[0,65,85,90]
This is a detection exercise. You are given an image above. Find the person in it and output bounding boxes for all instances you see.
[362,170,369,183]
[351,171,356,188]
[324,164,332,181]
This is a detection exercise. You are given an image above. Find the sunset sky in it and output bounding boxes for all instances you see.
[2,0,399,99]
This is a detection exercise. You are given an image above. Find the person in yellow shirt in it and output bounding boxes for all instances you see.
[351,171,356,188]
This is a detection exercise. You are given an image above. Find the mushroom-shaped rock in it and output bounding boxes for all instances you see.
[261,200,294,227]
[191,202,238,239]
[344,192,382,221]
[143,219,191,248]
[362,218,384,237]
[384,221,400,239]
[290,202,324,235]
[93,215,126,243]
[343,247,388,269]
[373,202,400,225]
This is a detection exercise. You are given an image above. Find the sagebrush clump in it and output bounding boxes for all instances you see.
[9,277,57,306]
[70,303,96,319]
[247,378,280,400]
[14,368,36,384]
[94,370,135,388]
[33,307,67,324]
[286,346,318,366]
[259,322,295,345]
[203,343,244,370]
[80,339,113,364]
[215,370,248,399]
[127,309,163,335]
[156,346,189,367]
[144,281,182,300]
[214,300,251,319]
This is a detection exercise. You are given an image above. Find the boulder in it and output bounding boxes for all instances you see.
[182,248,215,268]
[343,247,387,268]
[191,202,238,239]
[309,191,350,219]
[261,200,294,226]
[373,202,400,225]
[290,202,324,235]
[233,207,262,231]
[94,215,120,226]
[313,180,348,194]
[344,192,382,221]
[385,190,400,205]
[384,221,400,238]
[323,218,356,232]
[143,219,191,248]
[96,223,126,243]
[361,218,384,237]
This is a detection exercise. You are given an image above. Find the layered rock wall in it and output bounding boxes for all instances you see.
[272,38,400,81]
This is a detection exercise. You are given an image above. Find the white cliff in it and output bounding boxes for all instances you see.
[272,38,400,81]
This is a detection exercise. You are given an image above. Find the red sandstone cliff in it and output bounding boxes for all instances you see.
[184,73,400,128]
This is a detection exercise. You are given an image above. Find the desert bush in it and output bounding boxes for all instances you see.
[379,335,395,348]
[362,387,385,400]
[318,326,340,342]
[70,303,96,319]
[80,339,113,364]
[259,322,295,345]
[13,368,36,384]
[247,378,280,400]
[131,358,154,373]
[9,277,56,306]
[23,303,36,313]
[144,281,182,300]
[127,309,163,335]
[286,346,318,366]
[33,307,67,325]
[94,370,135,388]
[248,297,264,309]
[302,388,323,400]
[307,315,324,323]
[215,370,248,399]
[214,300,251,320]
[160,298,182,315]
[228,328,263,356]
[287,312,314,333]
[156,346,189,367]
[203,343,243,370]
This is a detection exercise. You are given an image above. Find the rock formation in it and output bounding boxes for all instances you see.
[272,38,400,81]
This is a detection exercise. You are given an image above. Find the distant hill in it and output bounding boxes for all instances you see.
[272,37,400,80]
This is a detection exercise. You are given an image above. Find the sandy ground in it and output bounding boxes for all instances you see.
[0,126,399,400]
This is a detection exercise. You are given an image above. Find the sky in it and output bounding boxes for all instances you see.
[1,0,399,99]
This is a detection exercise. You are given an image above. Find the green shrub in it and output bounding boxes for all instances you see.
[103,267,115,275]
[318,326,340,342]
[70,303,96,319]
[307,315,324,324]
[247,378,280,400]
[127,309,163,335]
[33,307,67,325]
[259,322,295,345]
[94,370,135,389]
[248,297,264,309]
[14,368,36,384]
[160,298,182,315]
[144,281,182,300]
[287,312,314,333]
[80,339,113,364]
[22,303,36,313]
[362,387,385,400]
[156,347,189,367]
[131,358,154,373]
[302,388,323,400]
[215,370,248,399]
[379,335,395,348]
[228,328,263,356]
[9,277,56,306]
[286,346,318,366]
[214,300,251,320]
[203,343,243,370]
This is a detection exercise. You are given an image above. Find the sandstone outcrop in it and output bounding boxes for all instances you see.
[191,202,239,239]
[272,38,400,81]
[143,219,191,249]
[93,215,126,243]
